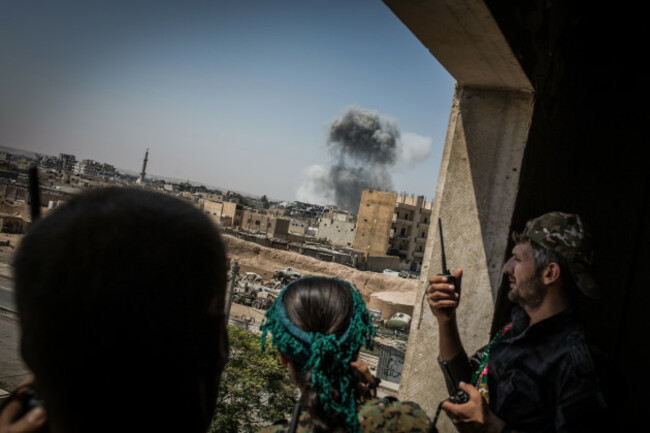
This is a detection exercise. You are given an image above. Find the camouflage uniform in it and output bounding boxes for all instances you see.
[258,397,431,433]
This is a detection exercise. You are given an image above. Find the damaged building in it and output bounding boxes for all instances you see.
[316,207,356,247]
[352,188,432,273]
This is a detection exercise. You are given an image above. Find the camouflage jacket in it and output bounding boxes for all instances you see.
[258,397,431,433]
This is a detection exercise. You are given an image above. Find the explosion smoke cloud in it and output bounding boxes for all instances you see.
[297,106,431,212]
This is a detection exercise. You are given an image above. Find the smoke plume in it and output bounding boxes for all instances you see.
[297,106,431,212]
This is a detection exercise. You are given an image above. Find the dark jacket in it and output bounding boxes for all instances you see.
[439,306,611,433]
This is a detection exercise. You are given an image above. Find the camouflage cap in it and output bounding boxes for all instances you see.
[523,211,599,298]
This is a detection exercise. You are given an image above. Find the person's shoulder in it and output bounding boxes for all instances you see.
[358,397,431,432]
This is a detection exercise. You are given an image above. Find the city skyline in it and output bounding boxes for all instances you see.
[1,0,455,204]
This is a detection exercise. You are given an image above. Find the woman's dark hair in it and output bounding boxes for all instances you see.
[282,277,365,433]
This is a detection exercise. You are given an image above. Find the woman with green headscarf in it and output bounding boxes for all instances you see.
[259,276,431,433]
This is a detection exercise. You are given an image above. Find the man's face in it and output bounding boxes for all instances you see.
[503,240,545,309]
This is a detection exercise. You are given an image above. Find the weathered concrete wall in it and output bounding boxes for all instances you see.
[201,199,224,225]
[368,290,416,320]
[397,85,533,428]
[272,218,290,238]
[353,190,397,258]
[222,201,239,225]
[317,218,356,247]
[288,221,307,235]
[365,255,402,273]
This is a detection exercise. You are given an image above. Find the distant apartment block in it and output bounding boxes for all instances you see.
[317,208,356,247]
[200,199,241,227]
[353,190,396,260]
[59,153,76,172]
[73,159,116,176]
[288,219,306,235]
[389,193,432,270]
[0,183,29,203]
[199,198,289,239]
[268,206,288,217]
[241,208,290,239]
[352,189,432,272]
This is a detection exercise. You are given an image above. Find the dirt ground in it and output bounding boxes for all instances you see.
[221,234,418,303]
[0,231,419,308]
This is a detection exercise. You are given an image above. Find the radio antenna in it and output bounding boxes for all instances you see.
[438,217,448,274]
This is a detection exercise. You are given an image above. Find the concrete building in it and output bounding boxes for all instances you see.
[389,194,433,271]
[352,189,396,261]
[201,192,225,202]
[268,206,288,217]
[241,208,290,239]
[58,154,76,172]
[352,189,432,272]
[288,219,309,236]
[0,184,28,203]
[199,199,240,227]
[72,159,114,177]
[316,208,356,247]
[0,215,24,233]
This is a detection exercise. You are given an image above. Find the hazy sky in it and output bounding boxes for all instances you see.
[1,0,455,205]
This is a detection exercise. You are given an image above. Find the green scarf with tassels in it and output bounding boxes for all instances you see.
[260,277,376,433]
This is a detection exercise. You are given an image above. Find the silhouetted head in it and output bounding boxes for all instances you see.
[14,187,228,433]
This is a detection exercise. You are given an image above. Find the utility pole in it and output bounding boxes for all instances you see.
[224,260,239,319]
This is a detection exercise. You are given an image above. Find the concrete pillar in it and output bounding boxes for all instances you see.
[398,85,533,431]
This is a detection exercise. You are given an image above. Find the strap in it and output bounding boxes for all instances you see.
[428,400,445,433]
[287,402,301,433]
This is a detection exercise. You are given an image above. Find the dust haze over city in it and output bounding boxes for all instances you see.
[1,0,454,210]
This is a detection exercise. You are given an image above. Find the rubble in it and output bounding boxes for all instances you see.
[222,233,418,320]
[229,267,303,310]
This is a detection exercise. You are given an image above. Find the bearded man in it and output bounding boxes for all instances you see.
[427,212,611,433]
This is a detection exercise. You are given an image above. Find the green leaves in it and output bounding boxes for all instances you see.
[209,326,297,433]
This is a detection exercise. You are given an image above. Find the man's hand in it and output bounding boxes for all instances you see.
[442,382,505,433]
[0,376,47,433]
[351,360,378,398]
[351,360,373,383]
[427,268,462,323]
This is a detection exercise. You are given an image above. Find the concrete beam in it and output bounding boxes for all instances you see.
[380,3,535,429]
[397,85,533,430]
[382,0,533,92]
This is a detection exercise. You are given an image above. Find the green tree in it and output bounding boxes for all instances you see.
[209,326,297,433]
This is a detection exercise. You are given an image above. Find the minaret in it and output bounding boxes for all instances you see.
[136,148,149,185]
